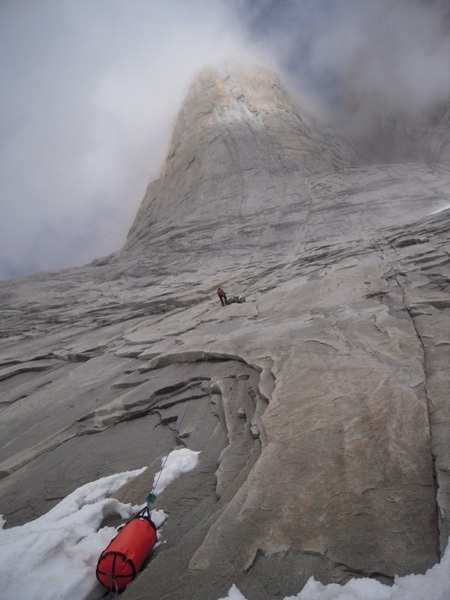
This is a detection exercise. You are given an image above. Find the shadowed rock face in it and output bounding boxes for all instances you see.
[0,64,449,599]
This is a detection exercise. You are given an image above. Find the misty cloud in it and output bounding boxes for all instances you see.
[0,0,256,279]
[238,0,450,160]
[333,1,450,160]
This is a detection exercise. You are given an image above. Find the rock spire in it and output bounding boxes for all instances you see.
[0,63,449,600]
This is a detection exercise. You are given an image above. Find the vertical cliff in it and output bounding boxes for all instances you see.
[0,63,449,599]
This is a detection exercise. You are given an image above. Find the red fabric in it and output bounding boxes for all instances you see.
[96,517,157,591]
[217,288,224,295]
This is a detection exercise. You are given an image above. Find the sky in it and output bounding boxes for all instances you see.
[1,0,450,279]
[0,448,449,600]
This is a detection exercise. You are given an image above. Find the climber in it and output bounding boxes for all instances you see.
[217,287,227,307]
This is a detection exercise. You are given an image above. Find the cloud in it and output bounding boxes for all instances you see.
[241,0,450,108]
[1,0,449,279]
[235,0,450,160]
[0,0,258,279]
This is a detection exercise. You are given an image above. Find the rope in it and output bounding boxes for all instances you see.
[145,122,286,506]
[107,574,118,597]
[147,314,225,504]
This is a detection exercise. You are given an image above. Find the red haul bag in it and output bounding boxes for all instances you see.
[96,508,157,592]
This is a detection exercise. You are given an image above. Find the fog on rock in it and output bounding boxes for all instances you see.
[0,64,449,600]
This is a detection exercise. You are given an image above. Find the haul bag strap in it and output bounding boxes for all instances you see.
[96,550,137,580]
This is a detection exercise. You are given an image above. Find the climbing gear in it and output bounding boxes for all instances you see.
[96,505,157,592]
[96,308,226,592]
[226,294,246,305]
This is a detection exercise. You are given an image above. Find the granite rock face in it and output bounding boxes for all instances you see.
[0,64,449,599]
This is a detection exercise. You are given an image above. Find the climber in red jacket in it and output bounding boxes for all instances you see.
[217,287,227,307]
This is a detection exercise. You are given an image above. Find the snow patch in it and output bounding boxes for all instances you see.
[219,540,450,600]
[0,448,200,600]
[153,447,200,495]
[0,468,145,600]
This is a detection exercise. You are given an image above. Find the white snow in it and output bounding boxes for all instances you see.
[2,444,449,600]
[0,448,200,600]
[219,584,248,600]
[153,447,200,495]
[220,540,450,600]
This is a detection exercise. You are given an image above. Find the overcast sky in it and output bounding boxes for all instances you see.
[1,0,449,279]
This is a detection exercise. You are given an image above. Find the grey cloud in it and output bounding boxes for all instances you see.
[236,0,450,160]
[0,0,255,279]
